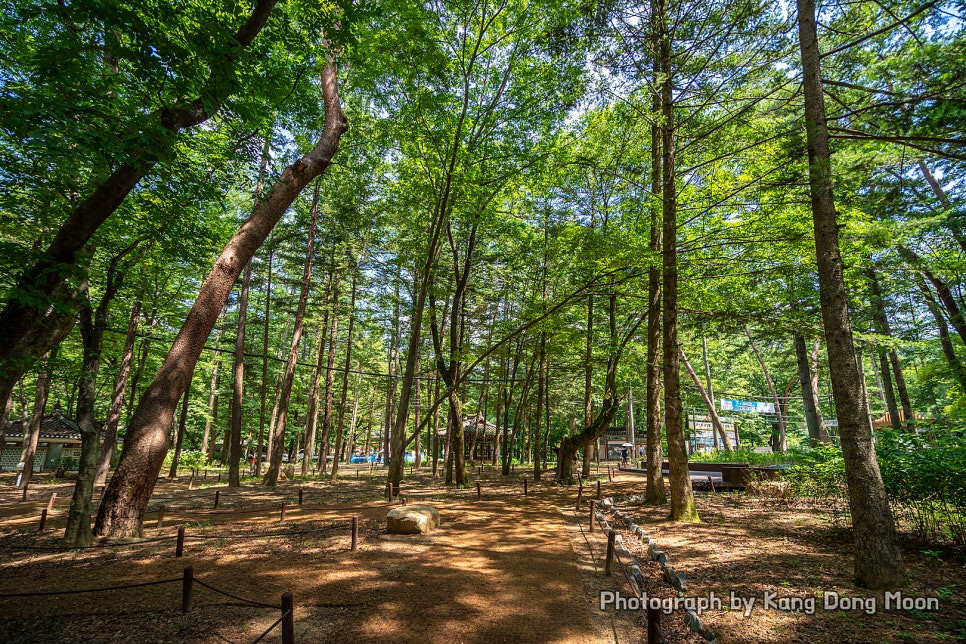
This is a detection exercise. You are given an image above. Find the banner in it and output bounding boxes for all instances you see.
[720,398,775,414]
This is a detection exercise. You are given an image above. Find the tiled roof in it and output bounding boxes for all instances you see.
[3,414,84,441]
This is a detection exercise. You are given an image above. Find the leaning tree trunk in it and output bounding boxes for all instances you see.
[797,0,903,589]
[93,65,347,537]
[917,275,966,392]
[0,0,280,410]
[679,345,732,450]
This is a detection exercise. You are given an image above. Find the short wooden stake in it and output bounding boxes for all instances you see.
[46,492,57,513]
[217,473,221,483]
[38,508,47,532]
[476,481,481,500]
[647,605,661,644]
[351,516,359,551]
[213,490,220,509]
[280,502,287,522]
[597,480,601,499]
[281,592,295,644]
[607,467,613,482]
[387,482,394,503]
[21,484,27,502]
[176,526,185,557]
[589,500,596,533]
[298,487,303,505]
[523,478,528,496]
[187,475,194,490]
[708,475,715,493]
[605,529,616,576]
[182,565,194,614]
[204,469,207,479]
[478,465,482,475]
[156,505,166,530]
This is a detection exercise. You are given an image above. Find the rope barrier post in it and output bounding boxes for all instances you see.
[182,565,194,614]
[214,490,219,509]
[597,479,601,499]
[605,529,615,576]
[608,466,613,482]
[351,516,358,551]
[46,492,57,513]
[476,481,481,501]
[281,592,295,644]
[218,473,221,483]
[157,505,166,530]
[589,499,595,533]
[708,475,715,493]
[387,482,394,503]
[523,478,528,497]
[204,469,207,479]
[21,484,27,502]
[298,487,303,506]
[38,508,47,532]
[647,605,661,644]
[479,465,482,476]
[176,526,185,558]
[280,502,287,522]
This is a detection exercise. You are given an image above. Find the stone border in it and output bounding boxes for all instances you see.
[597,495,717,643]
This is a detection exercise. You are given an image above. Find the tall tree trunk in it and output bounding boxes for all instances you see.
[229,260,253,486]
[93,65,347,537]
[201,340,222,462]
[266,182,321,485]
[331,270,357,480]
[318,273,341,474]
[867,267,914,431]
[0,0,280,409]
[660,7,698,522]
[532,332,546,481]
[256,241,275,476]
[797,0,903,588]
[679,346,732,450]
[795,333,828,446]
[583,298,595,478]
[95,298,141,486]
[302,324,327,476]
[19,347,56,489]
[168,379,191,478]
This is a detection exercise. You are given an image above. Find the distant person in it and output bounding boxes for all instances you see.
[620,446,628,466]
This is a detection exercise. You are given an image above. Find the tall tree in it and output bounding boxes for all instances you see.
[796,0,903,588]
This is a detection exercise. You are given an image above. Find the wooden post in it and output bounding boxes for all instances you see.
[156,505,166,530]
[38,508,47,532]
[578,480,583,497]
[351,516,358,551]
[187,475,194,490]
[280,502,287,522]
[589,500,596,533]
[647,606,661,644]
[605,529,615,576]
[182,566,194,614]
[608,467,613,482]
[387,482,394,503]
[523,478,528,496]
[708,475,715,493]
[214,490,220,509]
[21,484,27,502]
[176,526,186,557]
[298,487,303,506]
[217,473,221,483]
[281,592,295,644]
[476,481,481,501]
[46,492,57,513]
[597,480,601,499]
[204,469,207,478]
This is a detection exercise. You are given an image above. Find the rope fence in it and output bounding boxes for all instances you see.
[0,565,295,644]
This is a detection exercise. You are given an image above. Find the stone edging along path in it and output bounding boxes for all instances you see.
[597,494,718,643]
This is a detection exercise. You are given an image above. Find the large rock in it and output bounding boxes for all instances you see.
[386,505,440,534]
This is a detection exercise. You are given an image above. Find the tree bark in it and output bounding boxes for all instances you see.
[679,345,732,450]
[318,272,340,474]
[256,241,275,475]
[797,0,903,588]
[94,298,141,487]
[229,260,252,485]
[19,347,56,489]
[745,326,786,452]
[93,65,347,536]
[0,0,280,409]
[331,270,357,480]
[660,6,698,522]
[916,275,966,391]
[265,182,321,485]
[795,333,829,446]
[168,378,191,478]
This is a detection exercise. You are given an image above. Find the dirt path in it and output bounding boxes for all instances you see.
[0,469,644,643]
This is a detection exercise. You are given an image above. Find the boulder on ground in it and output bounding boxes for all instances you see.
[387,505,440,534]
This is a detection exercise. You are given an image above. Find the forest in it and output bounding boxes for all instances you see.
[0,0,964,602]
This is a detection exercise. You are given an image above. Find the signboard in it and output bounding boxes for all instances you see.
[721,398,775,414]
[824,419,839,427]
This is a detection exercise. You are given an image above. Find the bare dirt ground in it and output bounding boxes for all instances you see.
[0,467,963,643]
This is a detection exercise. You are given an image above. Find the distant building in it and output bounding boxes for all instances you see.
[1,414,96,472]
